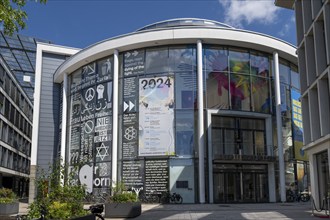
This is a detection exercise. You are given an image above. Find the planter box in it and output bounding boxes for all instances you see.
[0,202,19,215]
[71,214,95,220]
[104,202,141,218]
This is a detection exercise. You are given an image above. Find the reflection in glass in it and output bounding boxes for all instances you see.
[251,76,270,113]
[145,47,169,74]
[224,129,235,155]
[204,48,228,73]
[212,128,223,157]
[229,49,249,74]
[97,57,113,82]
[175,110,194,156]
[251,53,269,76]
[255,131,265,155]
[206,72,229,109]
[230,73,250,111]
[242,130,253,155]
[169,47,195,72]
[175,72,196,109]
[279,62,290,85]
[291,65,300,90]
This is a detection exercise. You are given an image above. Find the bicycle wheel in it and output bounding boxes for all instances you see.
[95,214,105,220]
[150,195,159,203]
[174,195,183,204]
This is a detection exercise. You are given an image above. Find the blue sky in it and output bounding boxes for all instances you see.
[21,0,296,49]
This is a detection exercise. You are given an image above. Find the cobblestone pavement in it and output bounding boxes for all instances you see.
[18,202,327,220]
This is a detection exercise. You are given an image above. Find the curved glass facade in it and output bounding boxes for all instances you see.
[66,43,300,203]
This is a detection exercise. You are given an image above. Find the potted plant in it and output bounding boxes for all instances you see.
[104,182,141,218]
[0,188,19,216]
[28,160,94,220]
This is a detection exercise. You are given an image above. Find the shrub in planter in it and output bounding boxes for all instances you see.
[104,182,141,218]
[27,160,90,220]
[0,188,19,216]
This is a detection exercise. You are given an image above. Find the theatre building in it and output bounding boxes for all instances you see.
[30,19,306,203]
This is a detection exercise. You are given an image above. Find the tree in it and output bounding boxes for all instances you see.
[0,0,47,36]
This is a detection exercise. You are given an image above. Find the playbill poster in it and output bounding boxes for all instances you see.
[138,76,175,156]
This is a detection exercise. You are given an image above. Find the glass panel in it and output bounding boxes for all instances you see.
[97,56,113,82]
[280,84,291,116]
[250,53,269,76]
[230,73,250,111]
[227,172,241,202]
[204,47,228,73]
[316,152,330,205]
[175,72,196,109]
[213,173,225,203]
[169,46,195,72]
[175,110,194,156]
[212,128,223,158]
[255,131,265,155]
[279,62,290,85]
[242,130,253,155]
[212,116,235,128]
[291,65,300,90]
[252,76,270,113]
[229,49,249,74]
[242,173,255,201]
[224,129,235,155]
[256,173,269,202]
[145,47,169,74]
[206,72,229,109]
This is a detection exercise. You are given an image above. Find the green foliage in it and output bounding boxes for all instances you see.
[110,193,138,203]
[0,188,17,204]
[28,159,88,220]
[108,181,139,203]
[0,0,47,35]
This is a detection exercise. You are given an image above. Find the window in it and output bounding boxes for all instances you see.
[145,47,169,74]
[229,49,250,74]
[230,73,250,111]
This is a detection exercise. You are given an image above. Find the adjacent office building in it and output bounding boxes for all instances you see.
[29,18,307,203]
[0,32,49,199]
[276,0,330,208]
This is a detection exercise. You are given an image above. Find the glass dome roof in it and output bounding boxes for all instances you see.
[136,18,234,32]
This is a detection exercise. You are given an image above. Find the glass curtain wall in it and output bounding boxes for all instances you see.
[118,46,197,203]
[204,46,271,113]
[66,44,299,204]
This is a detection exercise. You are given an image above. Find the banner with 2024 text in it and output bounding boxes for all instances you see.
[138,76,175,156]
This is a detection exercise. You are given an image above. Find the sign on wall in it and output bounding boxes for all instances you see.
[138,76,175,156]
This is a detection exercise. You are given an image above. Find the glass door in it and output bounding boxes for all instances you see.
[242,173,255,202]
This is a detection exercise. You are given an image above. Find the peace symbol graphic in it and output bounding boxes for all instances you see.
[85,88,95,102]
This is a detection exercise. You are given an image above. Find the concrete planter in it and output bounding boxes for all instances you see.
[70,213,95,220]
[104,202,141,218]
[0,202,19,215]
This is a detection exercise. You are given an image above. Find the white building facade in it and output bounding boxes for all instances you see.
[276,0,330,208]
[31,19,302,203]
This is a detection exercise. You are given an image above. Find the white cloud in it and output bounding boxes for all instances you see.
[278,14,295,37]
[219,0,280,28]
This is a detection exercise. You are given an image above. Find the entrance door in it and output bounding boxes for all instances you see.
[213,172,241,203]
[213,164,268,203]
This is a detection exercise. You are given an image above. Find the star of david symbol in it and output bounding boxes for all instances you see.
[96,143,109,161]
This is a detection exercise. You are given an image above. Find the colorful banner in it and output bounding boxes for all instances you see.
[291,89,307,161]
[138,76,175,156]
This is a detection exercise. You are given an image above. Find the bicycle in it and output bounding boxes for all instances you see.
[138,190,159,203]
[86,204,104,220]
[160,191,183,204]
[16,214,28,220]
